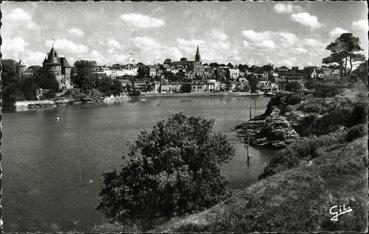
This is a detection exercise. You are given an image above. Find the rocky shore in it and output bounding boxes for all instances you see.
[235,93,305,149]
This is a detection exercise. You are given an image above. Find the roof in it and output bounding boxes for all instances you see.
[59,57,71,68]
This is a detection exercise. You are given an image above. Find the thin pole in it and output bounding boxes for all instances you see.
[249,106,252,120]
[254,99,256,117]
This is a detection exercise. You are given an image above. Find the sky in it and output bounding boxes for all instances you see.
[1,1,368,67]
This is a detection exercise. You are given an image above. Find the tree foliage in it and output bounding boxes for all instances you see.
[97,112,235,222]
[322,33,365,78]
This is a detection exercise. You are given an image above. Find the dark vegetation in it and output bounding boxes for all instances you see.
[96,112,234,230]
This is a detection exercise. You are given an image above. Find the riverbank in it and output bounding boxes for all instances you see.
[12,91,264,112]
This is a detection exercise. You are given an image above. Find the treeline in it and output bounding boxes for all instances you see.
[71,60,123,97]
[1,59,60,108]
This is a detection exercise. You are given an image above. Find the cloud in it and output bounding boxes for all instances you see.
[46,39,89,54]
[329,27,348,38]
[303,38,325,47]
[131,37,182,63]
[107,39,122,49]
[241,30,297,50]
[6,8,40,31]
[208,29,229,41]
[8,8,32,21]
[177,38,205,54]
[120,13,165,28]
[294,48,307,54]
[352,19,367,31]
[2,37,45,65]
[290,12,322,29]
[241,30,270,42]
[274,3,302,14]
[68,28,85,38]
[2,37,29,55]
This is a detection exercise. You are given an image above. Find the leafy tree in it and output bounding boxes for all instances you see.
[285,81,302,92]
[322,33,365,78]
[72,60,96,92]
[137,64,149,78]
[34,69,60,95]
[97,112,234,222]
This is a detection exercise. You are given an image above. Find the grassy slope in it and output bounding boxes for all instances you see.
[155,137,368,232]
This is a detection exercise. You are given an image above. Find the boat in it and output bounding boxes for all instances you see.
[128,90,141,96]
[264,91,276,97]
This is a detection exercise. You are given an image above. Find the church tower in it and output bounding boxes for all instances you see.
[195,45,201,62]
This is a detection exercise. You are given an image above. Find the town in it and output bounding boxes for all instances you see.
[12,45,345,97]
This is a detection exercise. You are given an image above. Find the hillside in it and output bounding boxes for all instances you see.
[155,136,368,232]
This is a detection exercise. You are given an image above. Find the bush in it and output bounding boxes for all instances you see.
[299,103,321,113]
[97,112,235,223]
[345,124,367,142]
[259,131,347,179]
[286,93,304,105]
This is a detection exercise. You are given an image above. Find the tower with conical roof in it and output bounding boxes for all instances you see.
[195,45,201,62]
[16,59,26,77]
[42,45,73,90]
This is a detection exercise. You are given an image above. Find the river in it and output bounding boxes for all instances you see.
[2,95,275,232]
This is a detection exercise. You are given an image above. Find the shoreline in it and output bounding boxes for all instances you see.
[11,91,265,112]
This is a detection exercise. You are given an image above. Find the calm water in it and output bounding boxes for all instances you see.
[3,95,275,232]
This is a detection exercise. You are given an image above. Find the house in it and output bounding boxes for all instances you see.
[160,81,182,93]
[191,83,208,93]
[207,79,220,92]
[228,68,240,80]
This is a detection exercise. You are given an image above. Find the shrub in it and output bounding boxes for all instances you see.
[286,93,304,105]
[345,124,367,142]
[259,131,347,179]
[97,112,235,223]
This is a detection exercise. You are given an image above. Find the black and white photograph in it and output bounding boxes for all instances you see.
[0,1,368,232]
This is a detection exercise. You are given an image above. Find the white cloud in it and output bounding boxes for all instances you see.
[177,38,205,54]
[120,13,165,28]
[6,8,40,31]
[295,48,307,54]
[8,8,32,21]
[303,38,325,47]
[290,12,322,29]
[329,27,348,38]
[255,40,276,50]
[352,19,367,31]
[132,37,161,50]
[46,39,89,54]
[68,28,85,38]
[274,3,302,14]
[208,29,229,41]
[279,32,298,45]
[2,37,29,55]
[23,51,45,65]
[107,39,122,49]
[241,30,270,42]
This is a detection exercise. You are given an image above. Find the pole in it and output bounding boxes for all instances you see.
[254,98,256,117]
[249,106,252,120]
[247,134,250,165]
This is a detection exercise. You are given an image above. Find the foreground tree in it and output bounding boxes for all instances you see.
[97,112,235,222]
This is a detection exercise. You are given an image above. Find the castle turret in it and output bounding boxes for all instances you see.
[16,59,26,77]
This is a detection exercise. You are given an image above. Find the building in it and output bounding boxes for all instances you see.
[42,46,73,90]
[16,60,26,77]
[228,68,240,80]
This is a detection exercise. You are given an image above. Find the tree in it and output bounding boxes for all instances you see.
[137,64,149,78]
[72,60,96,92]
[97,112,235,222]
[322,33,365,78]
[285,81,302,92]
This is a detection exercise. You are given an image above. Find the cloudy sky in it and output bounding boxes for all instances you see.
[1,1,368,67]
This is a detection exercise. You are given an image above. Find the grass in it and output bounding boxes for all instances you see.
[155,137,368,232]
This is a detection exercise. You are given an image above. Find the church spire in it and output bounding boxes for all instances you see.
[195,45,201,62]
